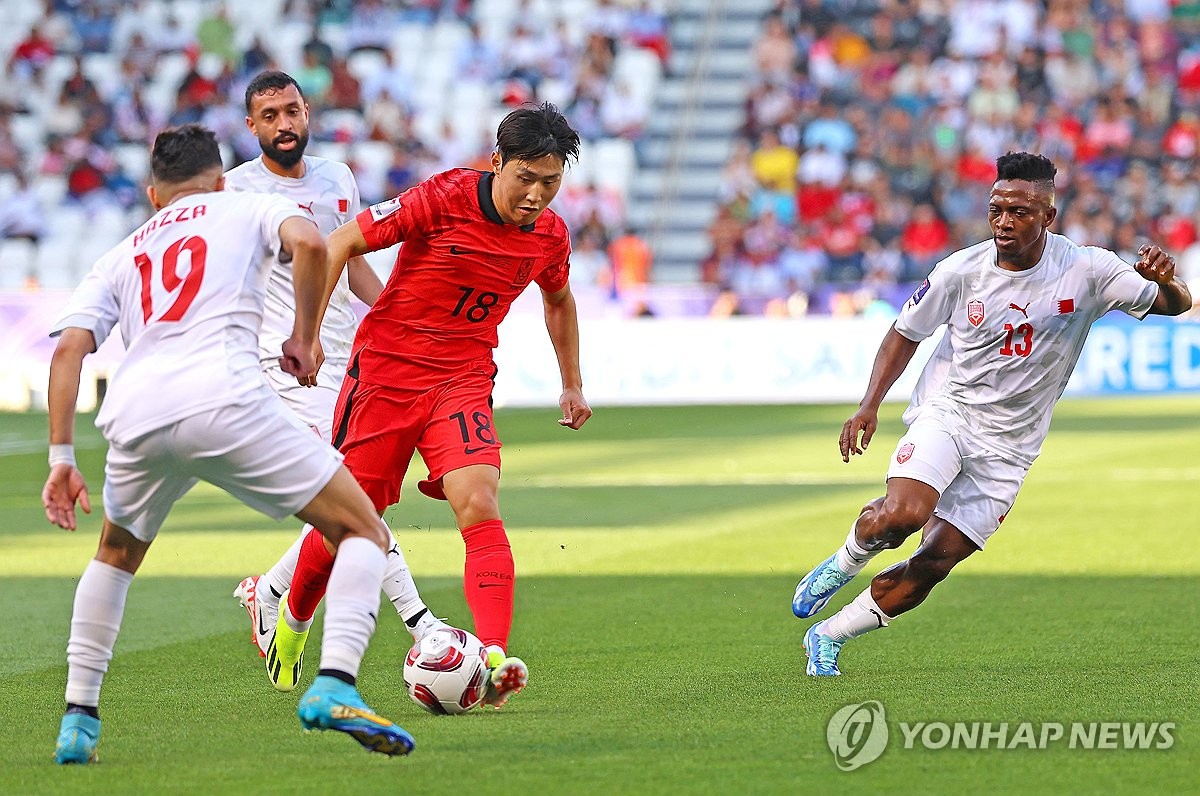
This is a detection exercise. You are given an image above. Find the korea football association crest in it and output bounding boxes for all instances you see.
[896,442,915,464]
[967,299,985,327]
[510,258,535,288]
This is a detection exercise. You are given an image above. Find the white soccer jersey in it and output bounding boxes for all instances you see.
[896,231,1158,463]
[224,155,361,363]
[52,191,311,447]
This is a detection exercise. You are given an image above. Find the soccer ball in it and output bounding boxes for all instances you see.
[403,627,489,715]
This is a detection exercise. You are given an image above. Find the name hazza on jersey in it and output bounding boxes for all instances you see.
[130,204,209,323]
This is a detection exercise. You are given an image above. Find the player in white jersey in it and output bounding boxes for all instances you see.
[788,152,1192,676]
[42,125,415,762]
[224,71,446,691]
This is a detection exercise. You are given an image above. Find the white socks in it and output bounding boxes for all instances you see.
[318,536,386,679]
[382,540,432,632]
[833,522,878,576]
[261,525,433,636]
[819,588,893,641]
[65,560,134,707]
[259,527,308,608]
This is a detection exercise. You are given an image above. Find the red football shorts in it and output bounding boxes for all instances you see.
[331,368,502,508]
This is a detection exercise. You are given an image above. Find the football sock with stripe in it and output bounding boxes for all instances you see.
[381,537,431,625]
[834,522,879,576]
[819,588,893,641]
[261,527,307,608]
[460,519,514,651]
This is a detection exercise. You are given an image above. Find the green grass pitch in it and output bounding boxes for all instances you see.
[1,399,1197,794]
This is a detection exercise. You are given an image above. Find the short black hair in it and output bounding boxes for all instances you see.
[244,70,303,113]
[996,152,1056,190]
[150,124,222,184]
[495,102,580,167]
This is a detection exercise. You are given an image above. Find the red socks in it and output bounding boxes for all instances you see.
[287,527,335,622]
[460,519,513,650]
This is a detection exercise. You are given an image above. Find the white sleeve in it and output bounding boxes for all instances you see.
[1090,247,1158,319]
[894,265,957,341]
[349,171,362,215]
[259,195,314,259]
[51,255,120,347]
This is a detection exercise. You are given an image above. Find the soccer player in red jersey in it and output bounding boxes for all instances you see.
[266,102,591,708]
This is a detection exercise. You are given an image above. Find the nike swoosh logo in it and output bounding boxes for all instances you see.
[257,609,269,638]
[464,445,489,454]
[449,245,472,255]
[478,583,504,588]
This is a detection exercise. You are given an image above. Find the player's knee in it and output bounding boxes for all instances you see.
[870,498,931,547]
[909,547,959,584]
[452,489,500,528]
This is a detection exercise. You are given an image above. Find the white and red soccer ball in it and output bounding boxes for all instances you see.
[403,627,488,715]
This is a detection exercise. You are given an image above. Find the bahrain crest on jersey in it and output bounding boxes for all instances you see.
[896,443,915,464]
[967,299,985,327]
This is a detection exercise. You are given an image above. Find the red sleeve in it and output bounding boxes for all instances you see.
[356,170,458,251]
[534,214,572,293]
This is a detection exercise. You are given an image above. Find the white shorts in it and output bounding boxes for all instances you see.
[261,357,347,443]
[886,408,1030,549]
[103,399,343,542]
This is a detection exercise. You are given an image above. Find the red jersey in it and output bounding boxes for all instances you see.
[353,168,571,388]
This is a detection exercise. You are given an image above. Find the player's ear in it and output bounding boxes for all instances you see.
[146,184,162,211]
[1044,205,1057,228]
[490,150,501,175]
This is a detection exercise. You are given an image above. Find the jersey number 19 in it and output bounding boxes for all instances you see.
[134,236,207,323]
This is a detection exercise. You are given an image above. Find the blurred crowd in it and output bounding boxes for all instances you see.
[708,0,1200,317]
[0,0,665,291]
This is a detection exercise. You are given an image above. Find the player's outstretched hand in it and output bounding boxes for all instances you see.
[1134,245,1176,285]
[558,388,592,430]
[280,336,324,387]
[43,464,91,531]
[840,407,878,463]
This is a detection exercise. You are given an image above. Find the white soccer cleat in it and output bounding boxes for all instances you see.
[233,575,279,658]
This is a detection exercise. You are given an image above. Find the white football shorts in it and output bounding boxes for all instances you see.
[261,357,348,443]
[885,405,1031,549]
[103,397,343,542]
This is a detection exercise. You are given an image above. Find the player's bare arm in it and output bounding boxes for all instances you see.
[347,255,384,306]
[841,326,921,462]
[323,219,373,308]
[43,327,96,530]
[1135,244,1193,316]
[542,283,592,430]
[279,215,328,385]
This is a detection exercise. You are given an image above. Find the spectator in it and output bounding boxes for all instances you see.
[750,128,798,193]
[9,24,55,81]
[900,203,952,280]
[605,227,653,299]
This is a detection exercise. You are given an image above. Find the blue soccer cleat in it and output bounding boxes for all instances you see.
[298,675,414,757]
[803,622,844,677]
[54,712,100,765]
[792,554,854,618]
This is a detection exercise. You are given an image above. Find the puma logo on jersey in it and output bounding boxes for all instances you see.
[1008,301,1030,318]
[297,201,314,214]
